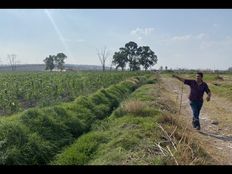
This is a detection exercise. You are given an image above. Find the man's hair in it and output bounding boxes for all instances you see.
[197,72,203,78]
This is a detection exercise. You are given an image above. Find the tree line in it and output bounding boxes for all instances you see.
[43,41,157,72]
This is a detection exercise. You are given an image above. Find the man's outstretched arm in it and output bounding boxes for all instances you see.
[205,84,211,102]
[172,74,185,82]
[206,91,211,102]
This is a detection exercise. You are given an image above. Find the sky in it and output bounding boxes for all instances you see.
[0,9,232,70]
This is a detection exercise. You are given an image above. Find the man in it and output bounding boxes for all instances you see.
[172,72,211,130]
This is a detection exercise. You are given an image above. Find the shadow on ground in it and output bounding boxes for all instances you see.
[199,131,232,142]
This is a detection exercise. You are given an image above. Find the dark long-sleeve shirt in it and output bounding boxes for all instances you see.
[184,79,210,102]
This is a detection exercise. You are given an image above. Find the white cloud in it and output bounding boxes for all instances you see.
[171,33,206,41]
[143,28,155,35]
[130,27,154,36]
[130,27,154,40]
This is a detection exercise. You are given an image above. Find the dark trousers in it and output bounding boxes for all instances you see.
[189,100,203,126]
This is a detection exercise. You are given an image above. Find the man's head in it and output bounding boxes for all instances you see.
[196,72,203,82]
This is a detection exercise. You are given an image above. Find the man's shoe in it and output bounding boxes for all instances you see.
[195,120,201,130]
[195,126,201,130]
[192,120,196,128]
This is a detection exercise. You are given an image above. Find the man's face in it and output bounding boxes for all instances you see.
[196,74,202,82]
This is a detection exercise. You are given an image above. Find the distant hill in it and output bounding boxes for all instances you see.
[0,64,111,72]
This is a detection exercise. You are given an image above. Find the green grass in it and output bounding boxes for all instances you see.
[51,79,162,165]
[52,114,161,165]
[52,77,215,165]
[0,73,215,165]
[0,75,150,164]
[194,73,232,101]
[0,119,55,164]
[51,132,109,165]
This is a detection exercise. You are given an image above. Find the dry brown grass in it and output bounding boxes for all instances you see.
[214,75,224,81]
[156,115,217,165]
[121,100,146,116]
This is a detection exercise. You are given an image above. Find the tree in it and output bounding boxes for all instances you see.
[228,67,232,72]
[124,41,139,71]
[159,66,163,71]
[8,54,17,71]
[165,66,168,71]
[131,58,140,71]
[137,46,158,71]
[44,55,55,71]
[112,51,127,71]
[113,41,158,71]
[97,47,110,72]
[55,53,67,71]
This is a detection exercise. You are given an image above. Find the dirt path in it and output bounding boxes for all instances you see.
[160,76,232,165]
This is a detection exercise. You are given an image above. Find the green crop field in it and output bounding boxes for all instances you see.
[0,71,151,116]
[0,71,154,164]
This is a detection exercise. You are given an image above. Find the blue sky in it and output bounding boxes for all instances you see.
[0,9,232,70]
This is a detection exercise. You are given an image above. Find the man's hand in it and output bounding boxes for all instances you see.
[172,74,185,82]
[206,96,210,102]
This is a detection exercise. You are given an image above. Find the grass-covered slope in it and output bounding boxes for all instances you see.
[52,77,215,165]
[0,76,148,165]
